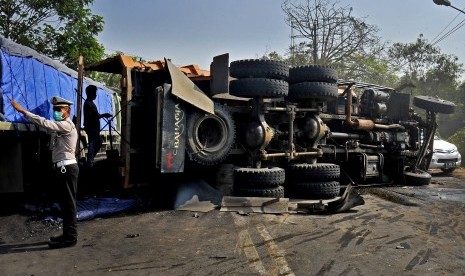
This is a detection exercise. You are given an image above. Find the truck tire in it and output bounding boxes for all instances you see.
[234,167,285,188]
[413,96,456,114]
[289,65,338,84]
[441,168,455,174]
[234,185,285,198]
[230,59,289,80]
[287,181,340,199]
[286,163,340,182]
[230,78,288,98]
[288,82,338,101]
[186,104,235,166]
[403,170,431,186]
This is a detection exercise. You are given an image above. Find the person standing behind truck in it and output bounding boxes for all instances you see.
[83,85,111,167]
[10,96,79,249]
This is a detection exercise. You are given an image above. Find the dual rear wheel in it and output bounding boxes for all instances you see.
[233,163,341,199]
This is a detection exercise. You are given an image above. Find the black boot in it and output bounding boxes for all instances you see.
[49,235,64,242]
[48,236,77,249]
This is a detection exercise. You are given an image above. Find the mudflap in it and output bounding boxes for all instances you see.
[326,184,365,213]
[160,84,186,173]
[289,184,365,214]
[165,58,214,114]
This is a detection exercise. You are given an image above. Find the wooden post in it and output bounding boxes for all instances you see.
[120,67,133,188]
[75,55,84,160]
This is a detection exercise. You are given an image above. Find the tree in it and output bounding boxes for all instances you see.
[388,35,442,79]
[0,0,104,70]
[388,35,465,137]
[341,52,399,87]
[278,0,398,85]
[387,35,463,99]
[282,0,382,65]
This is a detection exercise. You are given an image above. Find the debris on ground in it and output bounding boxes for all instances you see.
[174,179,222,212]
[221,196,289,214]
[220,184,364,214]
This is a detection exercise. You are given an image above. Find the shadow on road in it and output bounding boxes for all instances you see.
[0,241,49,254]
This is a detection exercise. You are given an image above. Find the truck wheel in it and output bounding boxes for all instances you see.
[288,82,338,101]
[413,96,456,114]
[230,78,288,98]
[287,181,340,199]
[403,170,431,186]
[286,163,340,182]
[289,65,338,84]
[230,59,289,80]
[441,168,455,174]
[234,185,285,198]
[186,104,235,166]
[234,167,285,188]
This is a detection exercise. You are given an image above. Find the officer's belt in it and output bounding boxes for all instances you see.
[54,159,77,168]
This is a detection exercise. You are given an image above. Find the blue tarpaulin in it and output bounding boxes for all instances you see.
[76,198,138,221]
[46,198,138,222]
[0,35,115,128]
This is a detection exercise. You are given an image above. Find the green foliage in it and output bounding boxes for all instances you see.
[89,71,120,91]
[0,0,104,70]
[388,35,440,78]
[448,127,465,166]
[388,35,464,137]
[287,42,313,66]
[262,51,286,62]
[337,53,399,87]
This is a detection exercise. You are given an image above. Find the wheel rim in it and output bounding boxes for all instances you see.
[193,115,228,153]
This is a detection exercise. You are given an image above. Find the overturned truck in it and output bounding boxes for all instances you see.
[86,54,456,200]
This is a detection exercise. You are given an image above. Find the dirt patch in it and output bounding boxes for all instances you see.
[452,167,465,180]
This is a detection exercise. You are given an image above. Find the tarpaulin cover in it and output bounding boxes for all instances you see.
[46,198,138,222]
[76,198,138,221]
[0,35,115,128]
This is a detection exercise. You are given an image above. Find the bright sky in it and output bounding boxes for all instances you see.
[91,0,465,71]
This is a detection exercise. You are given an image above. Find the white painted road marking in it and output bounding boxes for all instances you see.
[233,214,295,275]
[256,224,295,276]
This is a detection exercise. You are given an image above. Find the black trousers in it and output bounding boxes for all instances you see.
[55,163,79,239]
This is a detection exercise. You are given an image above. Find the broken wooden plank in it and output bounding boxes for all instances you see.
[176,201,216,213]
[221,196,289,207]
[220,196,289,214]
[220,206,288,214]
[289,197,341,208]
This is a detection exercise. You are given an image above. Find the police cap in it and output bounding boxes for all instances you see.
[51,96,73,107]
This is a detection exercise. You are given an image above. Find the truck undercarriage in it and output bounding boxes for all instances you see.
[86,54,456,200]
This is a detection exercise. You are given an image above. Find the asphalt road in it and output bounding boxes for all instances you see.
[1,172,465,276]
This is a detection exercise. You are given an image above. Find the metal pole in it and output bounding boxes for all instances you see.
[450,5,465,15]
[75,55,84,160]
[433,0,465,15]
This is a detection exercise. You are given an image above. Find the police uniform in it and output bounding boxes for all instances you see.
[23,96,79,248]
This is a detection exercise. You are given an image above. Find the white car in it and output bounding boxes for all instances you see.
[429,136,462,173]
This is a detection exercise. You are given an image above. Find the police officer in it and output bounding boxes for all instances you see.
[10,96,79,249]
